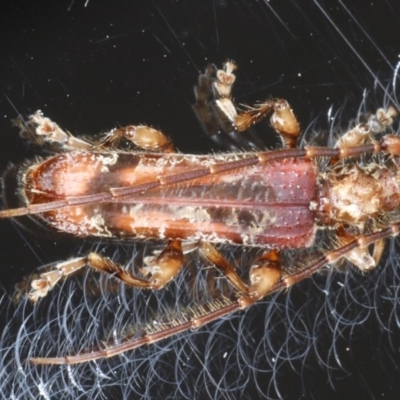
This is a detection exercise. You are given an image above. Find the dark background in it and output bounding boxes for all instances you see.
[1,1,400,399]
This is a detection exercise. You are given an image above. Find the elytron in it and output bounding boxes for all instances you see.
[2,61,400,365]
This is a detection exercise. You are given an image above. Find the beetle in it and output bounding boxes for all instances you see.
[2,62,400,364]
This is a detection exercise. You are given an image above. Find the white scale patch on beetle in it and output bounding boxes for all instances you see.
[82,213,111,237]
[96,152,119,173]
[171,205,212,224]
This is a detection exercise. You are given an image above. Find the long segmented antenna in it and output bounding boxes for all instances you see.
[1,138,398,219]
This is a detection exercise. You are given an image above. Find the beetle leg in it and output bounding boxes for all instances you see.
[283,226,397,290]
[233,101,274,132]
[239,249,282,308]
[368,106,397,134]
[335,226,382,272]
[329,107,398,165]
[199,246,282,308]
[26,257,89,302]
[199,242,249,295]
[13,110,93,151]
[14,111,174,153]
[193,62,301,149]
[192,61,237,138]
[234,99,301,148]
[25,254,151,303]
[192,64,221,138]
[268,99,301,148]
[139,240,184,289]
[242,225,395,308]
[24,240,184,302]
[372,238,385,266]
[98,125,174,153]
